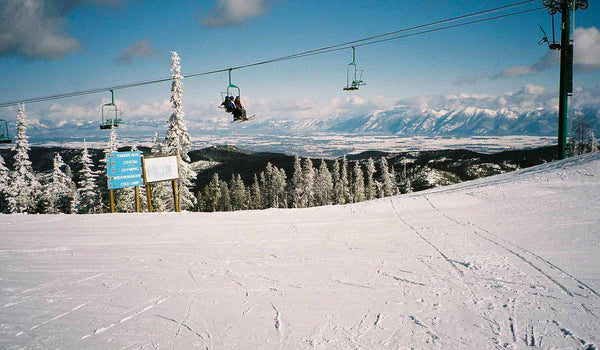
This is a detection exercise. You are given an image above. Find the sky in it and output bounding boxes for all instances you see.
[0,0,599,126]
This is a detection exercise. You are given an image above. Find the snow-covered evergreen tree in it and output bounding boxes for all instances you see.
[96,126,118,212]
[314,160,333,206]
[301,158,315,208]
[229,174,247,211]
[365,158,376,201]
[379,157,394,197]
[341,156,351,204]
[332,159,344,205]
[164,51,197,211]
[399,161,413,194]
[249,174,262,210]
[260,163,275,208]
[218,179,232,211]
[290,156,303,208]
[203,173,221,212]
[0,154,10,213]
[76,142,100,214]
[273,167,287,208]
[40,153,78,213]
[7,103,40,213]
[352,162,365,203]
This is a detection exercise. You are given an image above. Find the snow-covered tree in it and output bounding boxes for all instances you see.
[352,162,365,203]
[399,160,413,194]
[274,167,288,208]
[7,103,40,213]
[249,174,262,210]
[40,153,78,214]
[290,156,303,208]
[314,160,333,206]
[0,154,10,213]
[218,179,232,211]
[151,131,163,156]
[332,159,343,205]
[379,157,394,197]
[76,141,100,213]
[229,174,247,211]
[341,156,351,204]
[301,158,315,208]
[203,173,221,212]
[164,51,197,211]
[365,158,376,201]
[96,126,118,212]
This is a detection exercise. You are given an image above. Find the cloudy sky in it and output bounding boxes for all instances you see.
[0,0,599,125]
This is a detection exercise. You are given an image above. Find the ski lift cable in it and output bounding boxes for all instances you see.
[0,1,542,108]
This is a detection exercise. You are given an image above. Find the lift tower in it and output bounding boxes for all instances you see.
[542,0,588,159]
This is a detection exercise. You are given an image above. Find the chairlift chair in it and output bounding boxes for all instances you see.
[0,119,11,143]
[220,68,241,103]
[100,90,122,130]
[343,46,366,91]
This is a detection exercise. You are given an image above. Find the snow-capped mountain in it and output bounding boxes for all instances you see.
[327,106,599,136]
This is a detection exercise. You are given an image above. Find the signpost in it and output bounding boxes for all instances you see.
[106,151,143,213]
[141,155,181,212]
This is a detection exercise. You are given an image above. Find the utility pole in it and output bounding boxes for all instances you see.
[542,0,588,159]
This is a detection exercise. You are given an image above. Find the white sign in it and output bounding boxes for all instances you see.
[142,155,180,184]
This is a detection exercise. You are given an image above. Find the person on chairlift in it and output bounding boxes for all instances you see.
[234,96,247,120]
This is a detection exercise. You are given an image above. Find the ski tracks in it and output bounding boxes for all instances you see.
[419,194,600,348]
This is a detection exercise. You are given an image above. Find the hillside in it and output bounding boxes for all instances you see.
[1,152,599,349]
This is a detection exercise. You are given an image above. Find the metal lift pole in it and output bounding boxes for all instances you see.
[557,1,572,160]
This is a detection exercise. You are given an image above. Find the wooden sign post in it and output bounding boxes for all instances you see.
[141,155,181,212]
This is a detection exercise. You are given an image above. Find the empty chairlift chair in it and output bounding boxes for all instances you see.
[343,46,366,91]
[100,90,123,130]
[0,119,11,144]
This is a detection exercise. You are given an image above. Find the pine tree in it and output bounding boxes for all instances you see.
[260,163,275,208]
[399,161,413,194]
[249,174,262,210]
[218,179,232,211]
[229,174,247,211]
[352,162,365,203]
[273,167,287,208]
[164,51,197,211]
[332,159,343,205]
[365,158,376,201]
[315,160,333,206]
[0,154,10,213]
[380,157,394,197]
[96,126,119,212]
[7,103,40,213]
[301,158,315,208]
[341,156,351,204]
[76,142,100,214]
[40,153,78,213]
[290,155,303,208]
[204,173,221,212]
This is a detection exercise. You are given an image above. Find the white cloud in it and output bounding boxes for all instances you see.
[0,0,122,60]
[115,40,157,65]
[456,26,600,84]
[574,27,600,72]
[201,0,268,27]
[524,84,545,95]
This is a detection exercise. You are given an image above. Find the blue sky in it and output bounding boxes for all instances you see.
[0,0,599,124]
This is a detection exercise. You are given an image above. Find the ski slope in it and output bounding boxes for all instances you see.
[1,153,599,349]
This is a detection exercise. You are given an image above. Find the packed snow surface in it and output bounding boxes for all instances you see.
[1,153,600,349]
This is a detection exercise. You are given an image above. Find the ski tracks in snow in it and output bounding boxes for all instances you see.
[416,194,600,348]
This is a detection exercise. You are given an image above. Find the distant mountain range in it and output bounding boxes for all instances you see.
[323,106,600,136]
[15,86,600,140]
[21,105,600,139]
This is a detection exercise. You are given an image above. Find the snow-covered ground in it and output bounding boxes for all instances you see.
[1,153,599,349]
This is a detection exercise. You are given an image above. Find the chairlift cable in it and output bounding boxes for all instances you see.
[0,1,542,108]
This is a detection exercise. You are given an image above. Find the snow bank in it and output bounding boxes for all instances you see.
[1,153,599,349]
